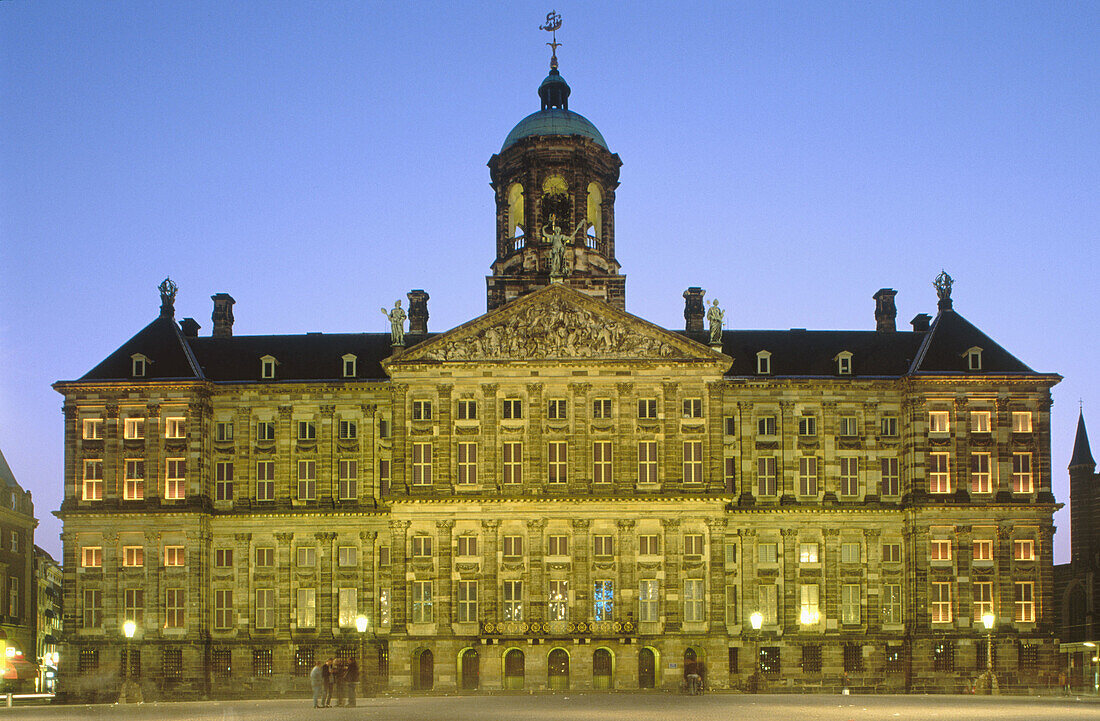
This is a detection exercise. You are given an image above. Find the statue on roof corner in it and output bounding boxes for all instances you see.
[158,277,178,317]
[382,300,407,346]
[934,270,954,310]
[707,299,724,345]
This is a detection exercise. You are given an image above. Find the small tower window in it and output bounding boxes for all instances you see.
[586,182,603,240]
[131,353,150,378]
[507,183,525,238]
[756,351,772,375]
[342,354,357,379]
[260,355,277,380]
[964,346,983,371]
[835,351,853,375]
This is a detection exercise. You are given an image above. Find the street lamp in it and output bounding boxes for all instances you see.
[122,620,136,679]
[355,615,368,697]
[981,612,998,694]
[118,619,142,704]
[1084,642,1098,694]
[749,611,763,693]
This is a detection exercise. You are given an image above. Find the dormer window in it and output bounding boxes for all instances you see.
[834,351,853,375]
[131,353,150,377]
[756,351,772,375]
[964,346,983,371]
[260,355,277,379]
[342,354,357,378]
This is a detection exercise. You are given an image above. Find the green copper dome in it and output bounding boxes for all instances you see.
[501,108,608,152]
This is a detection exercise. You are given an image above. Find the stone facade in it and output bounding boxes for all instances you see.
[0,449,39,691]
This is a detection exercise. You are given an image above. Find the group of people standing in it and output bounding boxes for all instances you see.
[310,657,360,708]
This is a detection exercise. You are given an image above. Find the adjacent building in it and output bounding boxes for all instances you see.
[54,52,1063,700]
[34,546,62,693]
[0,448,39,691]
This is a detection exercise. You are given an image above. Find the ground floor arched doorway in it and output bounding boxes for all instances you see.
[638,647,656,689]
[593,648,613,690]
[548,648,569,690]
[504,648,525,690]
[413,648,433,690]
[460,648,479,690]
[684,646,705,693]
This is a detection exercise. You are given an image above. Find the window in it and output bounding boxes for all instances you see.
[297,460,316,500]
[9,531,16,554]
[123,546,144,567]
[592,440,612,483]
[338,459,357,500]
[928,452,951,494]
[502,399,522,420]
[547,441,567,483]
[165,588,185,628]
[757,456,777,496]
[502,534,523,559]
[124,458,145,500]
[548,534,569,556]
[725,584,739,625]
[882,584,902,624]
[973,581,993,621]
[971,453,992,494]
[841,585,861,624]
[124,418,145,440]
[457,443,477,485]
[502,580,522,621]
[638,534,659,556]
[215,461,234,501]
[758,542,778,565]
[638,580,658,622]
[758,584,778,625]
[682,398,702,418]
[931,582,952,623]
[1014,539,1035,561]
[756,351,771,375]
[549,579,569,621]
[798,456,818,496]
[928,411,950,433]
[760,646,781,676]
[798,414,817,436]
[884,645,906,674]
[836,353,852,375]
[839,457,859,497]
[1012,411,1032,433]
[728,646,740,674]
[250,648,272,678]
[214,548,233,568]
[338,420,357,440]
[879,457,900,497]
[83,589,103,628]
[638,441,658,483]
[547,399,568,420]
[378,459,391,495]
[81,546,102,568]
[633,397,657,419]
[82,459,103,501]
[297,421,316,440]
[726,543,739,565]
[843,643,864,672]
[456,535,478,557]
[840,542,860,564]
[800,584,820,624]
[882,542,901,563]
[255,547,274,568]
[337,546,357,567]
[1015,582,1034,622]
[1019,643,1040,673]
[165,458,186,499]
[164,546,185,567]
[256,461,275,502]
[378,418,390,438]
[757,415,777,436]
[839,416,858,437]
[338,588,357,628]
[593,534,613,558]
[724,416,737,435]
[502,442,522,484]
[973,539,993,562]
[215,422,233,442]
[966,347,983,371]
[802,644,822,673]
[296,546,317,567]
[261,356,276,379]
[682,441,702,483]
[594,580,615,621]
[930,539,952,562]
[592,398,612,419]
[296,587,316,628]
[342,355,357,378]
[123,588,144,626]
[880,416,898,437]
[411,443,432,486]
[411,400,432,421]
[411,535,433,558]
[971,411,991,433]
[161,416,185,439]
[684,533,704,557]
[799,543,819,564]
[255,588,275,629]
[933,641,955,671]
[83,418,104,440]
[683,579,704,622]
[456,399,477,420]
[724,457,737,493]
[214,589,233,630]
[457,580,478,623]
[1012,453,1033,493]
[378,546,390,567]
[257,421,275,442]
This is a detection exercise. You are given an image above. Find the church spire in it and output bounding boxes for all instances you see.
[1070,409,1095,468]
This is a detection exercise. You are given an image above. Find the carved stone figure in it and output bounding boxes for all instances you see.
[707,299,724,344]
[381,301,407,346]
[542,214,583,277]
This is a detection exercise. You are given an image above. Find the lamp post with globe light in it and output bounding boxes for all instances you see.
[981,612,999,694]
[118,620,142,703]
[356,615,369,697]
[749,611,763,692]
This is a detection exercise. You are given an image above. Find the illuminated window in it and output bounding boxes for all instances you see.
[1012,412,1032,433]
[1014,539,1035,561]
[549,580,569,621]
[683,441,702,483]
[799,543,819,564]
[970,453,991,494]
[1012,453,1033,493]
[973,581,993,621]
[82,459,103,501]
[412,400,432,421]
[123,546,144,567]
[592,398,612,419]
[123,588,144,626]
[255,589,275,629]
[758,584,778,624]
[411,443,432,486]
[928,453,951,494]
[930,539,952,562]
[165,458,187,498]
[456,399,477,420]
[683,579,704,622]
[124,418,145,440]
[971,411,991,433]
[638,580,658,622]
[501,398,523,420]
[296,588,316,628]
[124,458,145,500]
[81,546,102,568]
[973,539,994,562]
[164,546,185,567]
[338,459,357,500]
[297,460,316,500]
[931,582,952,623]
[841,584,860,624]
[757,456,777,496]
[638,441,658,483]
[256,461,275,502]
[882,584,902,624]
[502,442,522,485]
[82,418,103,440]
[839,457,859,497]
[594,580,615,621]
[592,441,612,483]
[502,580,521,621]
[456,443,477,485]
[547,399,568,420]
[547,441,567,483]
[928,411,950,434]
[1015,582,1034,622]
[637,398,658,419]
[338,588,357,628]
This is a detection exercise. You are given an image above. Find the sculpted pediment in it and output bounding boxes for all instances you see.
[390,284,727,365]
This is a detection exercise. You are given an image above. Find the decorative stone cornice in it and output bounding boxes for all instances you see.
[275,532,294,542]
[360,531,378,542]
[234,533,252,542]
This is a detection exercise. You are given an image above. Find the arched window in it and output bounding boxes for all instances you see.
[586,182,603,240]
[507,183,525,238]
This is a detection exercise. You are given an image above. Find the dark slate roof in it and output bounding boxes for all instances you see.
[81,315,202,381]
[1070,411,1095,468]
[702,329,926,377]
[0,448,24,491]
[910,309,1033,375]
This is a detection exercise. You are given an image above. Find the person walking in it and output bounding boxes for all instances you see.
[345,658,360,707]
[309,660,325,709]
[322,657,335,707]
[334,658,348,706]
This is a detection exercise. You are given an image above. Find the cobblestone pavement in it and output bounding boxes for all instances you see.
[5,693,1100,721]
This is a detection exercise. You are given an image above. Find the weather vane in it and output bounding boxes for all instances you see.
[540,10,562,68]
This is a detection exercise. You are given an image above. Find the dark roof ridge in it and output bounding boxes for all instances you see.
[1070,410,1095,468]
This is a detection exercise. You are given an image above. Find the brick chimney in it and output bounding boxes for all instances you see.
[910,313,932,332]
[407,289,429,335]
[873,288,897,332]
[179,318,200,338]
[211,293,236,338]
[683,287,705,332]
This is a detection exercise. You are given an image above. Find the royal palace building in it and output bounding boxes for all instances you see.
[54,52,1062,700]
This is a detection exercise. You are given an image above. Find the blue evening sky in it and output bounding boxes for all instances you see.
[2,2,1097,560]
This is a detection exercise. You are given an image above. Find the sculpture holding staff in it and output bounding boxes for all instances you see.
[381,300,407,346]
